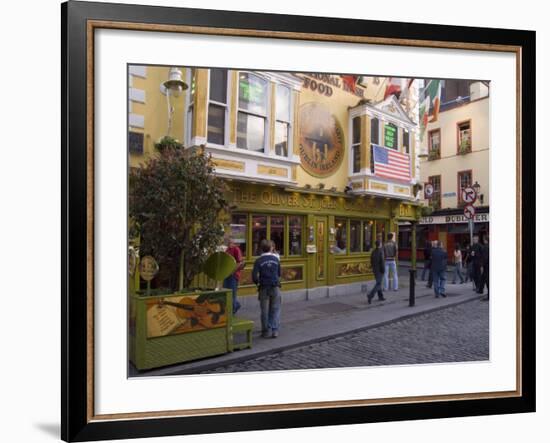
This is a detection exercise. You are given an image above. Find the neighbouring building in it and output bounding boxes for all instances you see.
[129,66,422,300]
[404,79,490,260]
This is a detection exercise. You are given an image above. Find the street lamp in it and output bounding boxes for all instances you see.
[473,181,481,197]
[161,67,188,137]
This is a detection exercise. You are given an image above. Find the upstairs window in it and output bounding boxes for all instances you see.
[428,175,442,210]
[351,116,361,173]
[275,84,291,157]
[237,72,268,152]
[428,129,441,160]
[403,129,410,154]
[457,170,473,206]
[370,117,379,145]
[457,120,472,154]
[207,68,228,145]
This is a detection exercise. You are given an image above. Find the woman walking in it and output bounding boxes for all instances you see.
[452,244,464,284]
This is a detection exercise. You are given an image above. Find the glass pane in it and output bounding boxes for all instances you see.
[238,72,267,115]
[371,117,379,144]
[209,68,227,104]
[352,116,361,144]
[376,221,386,243]
[252,215,267,256]
[334,218,347,254]
[207,104,225,145]
[384,123,398,149]
[270,216,285,256]
[350,220,361,253]
[352,145,361,173]
[403,130,410,153]
[230,213,247,257]
[237,112,265,152]
[363,221,373,252]
[276,84,291,122]
[275,121,289,156]
[289,216,302,256]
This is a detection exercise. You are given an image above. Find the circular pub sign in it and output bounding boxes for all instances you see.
[139,255,159,282]
[298,102,345,177]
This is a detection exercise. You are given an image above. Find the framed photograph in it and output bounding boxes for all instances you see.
[62,1,535,441]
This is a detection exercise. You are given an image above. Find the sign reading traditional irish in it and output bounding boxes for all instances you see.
[299,102,345,177]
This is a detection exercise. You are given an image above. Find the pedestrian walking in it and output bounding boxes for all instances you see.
[252,239,282,338]
[223,237,245,314]
[471,235,483,293]
[452,243,465,284]
[367,240,386,304]
[421,240,432,281]
[431,240,448,298]
[479,236,490,300]
[383,232,398,291]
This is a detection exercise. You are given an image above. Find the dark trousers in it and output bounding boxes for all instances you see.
[480,264,489,295]
[472,262,482,292]
[368,273,384,300]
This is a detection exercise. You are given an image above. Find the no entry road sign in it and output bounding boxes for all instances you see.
[463,204,476,220]
[425,183,434,199]
[462,186,477,204]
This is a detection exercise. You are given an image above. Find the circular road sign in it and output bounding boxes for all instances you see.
[463,204,476,220]
[424,183,434,198]
[462,186,477,204]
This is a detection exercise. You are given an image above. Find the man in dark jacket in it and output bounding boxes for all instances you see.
[471,235,484,293]
[431,240,448,298]
[479,236,490,300]
[367,240,386,304]
[252,239,282,338]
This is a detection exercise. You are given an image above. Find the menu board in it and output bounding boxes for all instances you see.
[384,124,398,149]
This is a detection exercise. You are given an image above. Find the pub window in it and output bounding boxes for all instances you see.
[237,72,268,152]
[334,218,347,254]
[251,215,268,256]
[351,116,361,173]
[457,120,472,154]
[275,84,291,156]
[398,230,411,249]
[429,175,442,210]
[229,213,247,257]
[428,129,441,160]
[349,219,361,253]
[370,117,379,144]
[270,215,285,256]
[207,69,228,145]
[363,220,373,252]
[289,216,303,256]
[403,129,410,154]
[384,122,398,150]
[457,170,473,205]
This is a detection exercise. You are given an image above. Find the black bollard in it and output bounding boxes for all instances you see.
[409,268,416,307]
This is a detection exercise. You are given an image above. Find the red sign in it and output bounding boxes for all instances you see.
[463,204,476,220]
[462,186,477,204]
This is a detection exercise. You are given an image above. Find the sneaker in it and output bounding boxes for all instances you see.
[367,295,373,304]
[272,331,279,338]
[378,296,386,301]
[440,293,447,298]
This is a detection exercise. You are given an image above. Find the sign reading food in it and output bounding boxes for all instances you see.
[299,103,345,177]
[146,292,228,338]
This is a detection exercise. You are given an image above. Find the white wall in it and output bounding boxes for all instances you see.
[0,1,546,443]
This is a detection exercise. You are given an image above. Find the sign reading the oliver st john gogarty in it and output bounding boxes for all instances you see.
[384,123,398,149]
[299,103,345,177]
[146,293,228,338]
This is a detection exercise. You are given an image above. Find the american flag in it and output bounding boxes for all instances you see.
[372,144,411,182]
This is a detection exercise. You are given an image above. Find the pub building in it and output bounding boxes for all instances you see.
[129,66,422,301]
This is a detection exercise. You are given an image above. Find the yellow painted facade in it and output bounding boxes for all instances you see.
[129,66,422,297]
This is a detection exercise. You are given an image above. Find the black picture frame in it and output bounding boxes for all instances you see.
[62,1,536,441]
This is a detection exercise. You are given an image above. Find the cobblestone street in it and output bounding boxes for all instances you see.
[202,299,489,374]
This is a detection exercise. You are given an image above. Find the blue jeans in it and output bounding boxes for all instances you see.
[259,286,281,333]
[452,262,464,283]
[433,269,447,296]
[223,274,241,314]
[383,260,398,290]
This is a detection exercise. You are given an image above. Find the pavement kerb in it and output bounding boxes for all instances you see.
[154,292,484,375]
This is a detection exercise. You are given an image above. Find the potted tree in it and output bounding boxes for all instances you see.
[128,144,238,370]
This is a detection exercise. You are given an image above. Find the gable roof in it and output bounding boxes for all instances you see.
[373,94,416,126]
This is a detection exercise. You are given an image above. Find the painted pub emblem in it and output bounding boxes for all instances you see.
[299,102,345,177]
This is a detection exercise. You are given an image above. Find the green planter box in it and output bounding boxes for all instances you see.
[129,289,233,370]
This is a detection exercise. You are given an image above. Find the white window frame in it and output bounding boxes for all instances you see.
[349,115,362,175]
[274,83,293,158]
[236,71,270,154]
[206,68,231,148]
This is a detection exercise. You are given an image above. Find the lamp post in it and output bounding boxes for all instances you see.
[469,181,482,245]
[161,67,188,137]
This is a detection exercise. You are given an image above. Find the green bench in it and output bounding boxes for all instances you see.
[231,318,254,351]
